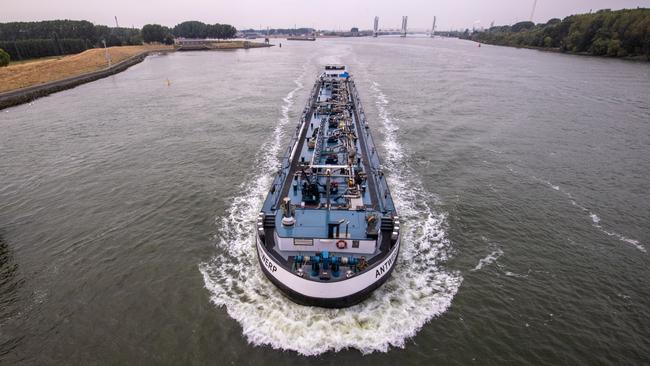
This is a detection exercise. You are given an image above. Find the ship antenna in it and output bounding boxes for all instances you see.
[529,0,538,22]
[325,169,332,210]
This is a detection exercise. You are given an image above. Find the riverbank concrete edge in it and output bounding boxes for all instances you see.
[0,41,271,110]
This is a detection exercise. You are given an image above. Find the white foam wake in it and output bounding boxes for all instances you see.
[472,249,504,271]
[199,77,462,356]
[470,236,504,272]
[530,175,646,253]
[504,271,529,278]
[589,212,645,253]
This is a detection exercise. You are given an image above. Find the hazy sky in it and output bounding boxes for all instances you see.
[2,0,649,30]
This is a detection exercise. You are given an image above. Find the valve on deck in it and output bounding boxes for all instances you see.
[281,197,295,226]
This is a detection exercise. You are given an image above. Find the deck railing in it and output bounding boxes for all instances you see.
[263,79,321,211]
[349,79,396,214]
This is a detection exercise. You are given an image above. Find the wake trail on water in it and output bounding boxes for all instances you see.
[472,249,504,272]
[198,73,462,355]
[470,236,531,277]
[471,236,503,272]
[526,172,645,253]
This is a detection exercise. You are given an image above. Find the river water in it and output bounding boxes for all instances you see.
[1,37,648,365]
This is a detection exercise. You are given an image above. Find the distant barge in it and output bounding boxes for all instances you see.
[256,65,401,308]
[286,36,316,41]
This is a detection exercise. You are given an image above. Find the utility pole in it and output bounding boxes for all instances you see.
[114,16,120,28]
[102,40,111,68]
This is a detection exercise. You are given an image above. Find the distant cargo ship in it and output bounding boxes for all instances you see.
[255,65,401,308]
[286,36,316,41]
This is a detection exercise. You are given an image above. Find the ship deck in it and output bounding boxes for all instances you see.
[273,79,379,240]
[263,226,393,267]
[257,65,399,283]
[275,208,369,239]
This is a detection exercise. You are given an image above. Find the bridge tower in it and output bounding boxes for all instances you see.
[373,16,379,37]
[400,16,408,37]
[430,16,436,37]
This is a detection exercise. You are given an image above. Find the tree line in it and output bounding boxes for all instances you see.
[141,21,237,42]
[172,21,237,40]
[0,19,238,63]
[0,38,89,61]
[0,20,143,46]
[0,20,142,61]
[464,8,650,59]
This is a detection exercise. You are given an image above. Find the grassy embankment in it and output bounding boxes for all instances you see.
[0,44,173,93]
[0,41,269,93]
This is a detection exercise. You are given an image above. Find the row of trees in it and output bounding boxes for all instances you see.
[0,20,141,46]
[0,20,143,60]
[170,21,237,39]
[142,21,239,43]
[142,24,174,44]
[95,26,142,47]
[466,8,650,59]
[0,20,97,41]
[0,19,238,61]
[0,38,88,60]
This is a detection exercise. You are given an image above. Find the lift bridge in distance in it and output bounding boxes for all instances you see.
[372,15,437,37]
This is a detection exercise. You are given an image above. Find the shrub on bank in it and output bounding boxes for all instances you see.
[0,48,9,67]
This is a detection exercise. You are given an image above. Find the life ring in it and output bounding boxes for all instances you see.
[336,240,347,250]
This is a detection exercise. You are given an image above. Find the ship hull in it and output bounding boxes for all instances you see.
[256,234,400,308]
[255,65,400,308]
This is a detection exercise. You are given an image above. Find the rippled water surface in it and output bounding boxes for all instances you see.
[1,37,649,365]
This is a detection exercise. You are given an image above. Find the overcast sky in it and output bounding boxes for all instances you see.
[2,0,649,31]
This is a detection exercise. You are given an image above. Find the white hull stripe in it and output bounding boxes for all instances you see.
[256,236,400,299]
